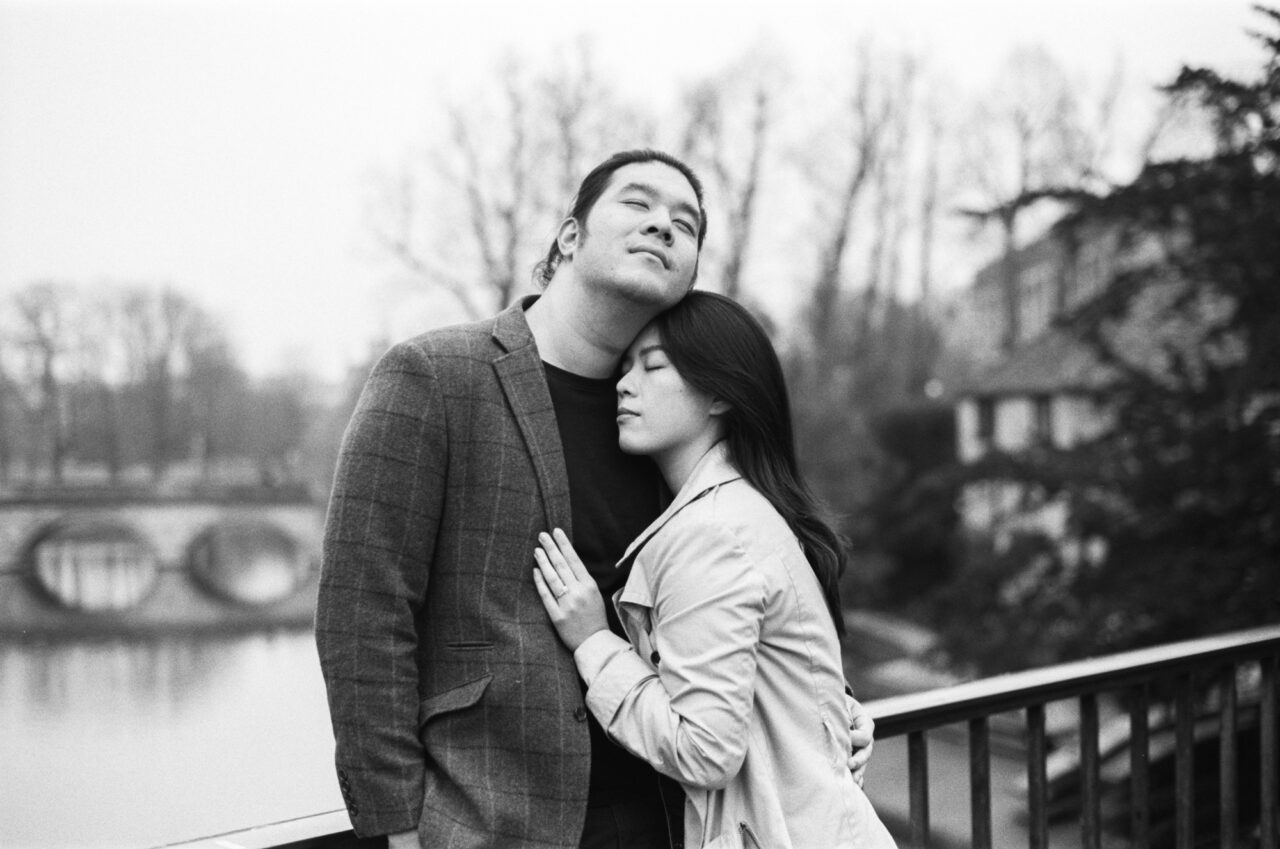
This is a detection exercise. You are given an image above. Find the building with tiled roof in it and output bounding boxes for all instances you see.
[949,219,1152,563]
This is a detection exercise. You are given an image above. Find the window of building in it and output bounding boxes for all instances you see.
[1032,394,1054,446]
[977,397,997,447]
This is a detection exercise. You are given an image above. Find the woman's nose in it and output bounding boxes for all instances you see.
[617,370,636,398]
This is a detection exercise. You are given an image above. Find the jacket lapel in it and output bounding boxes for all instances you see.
[492,297,572,535]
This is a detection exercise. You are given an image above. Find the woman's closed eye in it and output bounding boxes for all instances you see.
[641,352,670,371]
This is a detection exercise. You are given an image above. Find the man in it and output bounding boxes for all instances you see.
[316,149,872,849]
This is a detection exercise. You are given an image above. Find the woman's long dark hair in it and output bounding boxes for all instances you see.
[651,291,848,635]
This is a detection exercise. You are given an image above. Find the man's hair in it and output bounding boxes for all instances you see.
[532,149,708,287]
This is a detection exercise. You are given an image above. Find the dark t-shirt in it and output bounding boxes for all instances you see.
[543,362,667,806]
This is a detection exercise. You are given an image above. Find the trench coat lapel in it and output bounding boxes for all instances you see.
[615,441,741,574]
[492,297,572,536]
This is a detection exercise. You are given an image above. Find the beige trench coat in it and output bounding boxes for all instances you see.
[574,443,897,848]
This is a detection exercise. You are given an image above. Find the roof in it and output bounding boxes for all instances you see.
[957,326,1118,397]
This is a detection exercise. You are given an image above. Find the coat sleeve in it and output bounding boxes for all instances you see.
[314,340,448,837]
[579,520,765,790]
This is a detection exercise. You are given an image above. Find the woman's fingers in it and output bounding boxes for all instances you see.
[551,528,590,580]
[534,548,568,597]
[532,567,559,612]
[538,531,580,584]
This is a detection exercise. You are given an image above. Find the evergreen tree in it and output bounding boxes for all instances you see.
[928,7,1280,670]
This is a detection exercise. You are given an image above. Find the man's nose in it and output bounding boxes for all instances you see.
[642,214,674,245]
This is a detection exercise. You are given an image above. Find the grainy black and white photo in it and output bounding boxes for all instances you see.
[1,2,1276,847]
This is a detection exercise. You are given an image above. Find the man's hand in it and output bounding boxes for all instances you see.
[533,529,609,651]
[846,695,875,786]
[387,829,418,849]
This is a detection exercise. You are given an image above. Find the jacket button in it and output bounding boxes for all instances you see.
[650,650,660,665]
[573,706,588,722]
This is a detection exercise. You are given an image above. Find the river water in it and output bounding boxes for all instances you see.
[1,631,1047,849]
[0,631,343,849]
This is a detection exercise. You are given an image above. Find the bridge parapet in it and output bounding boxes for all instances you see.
[0,491,326,637]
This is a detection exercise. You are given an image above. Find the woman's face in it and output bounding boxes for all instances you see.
[615,325,720,459]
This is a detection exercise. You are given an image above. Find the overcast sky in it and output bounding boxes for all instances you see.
[0,0,1264,380]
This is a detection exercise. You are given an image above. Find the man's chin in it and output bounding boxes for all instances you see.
[612,278,691,311]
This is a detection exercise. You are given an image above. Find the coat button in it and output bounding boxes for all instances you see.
[650,650,660,665]
[573,706,588,722]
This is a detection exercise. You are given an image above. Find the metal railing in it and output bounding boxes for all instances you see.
[161,624,1280,849]
[870,623,1280,849]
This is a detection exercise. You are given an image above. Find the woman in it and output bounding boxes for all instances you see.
[533,292,896,849]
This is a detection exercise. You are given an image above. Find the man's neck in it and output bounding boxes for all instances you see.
[524,281,661,379]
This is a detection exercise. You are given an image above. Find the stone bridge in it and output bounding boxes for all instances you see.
[0,490,326,637]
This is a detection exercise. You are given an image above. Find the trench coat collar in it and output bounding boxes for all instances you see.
[616,441,741,571]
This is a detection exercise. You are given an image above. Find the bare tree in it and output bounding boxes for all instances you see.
[66,289,127,483]
[11,281,78,482]
[958,48,1126,350]
[860,55,920,345]
[0,364,13,484]
[917,105,944,308]
[676,49,782,299]
[366,44,653,322]
[117,285,212,480]
[182,313,245,480]
[798,41,910,348]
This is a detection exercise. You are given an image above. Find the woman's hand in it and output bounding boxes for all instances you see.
[533,528,609,652]
[847,701,875,786]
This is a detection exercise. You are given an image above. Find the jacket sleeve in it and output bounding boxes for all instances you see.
[314,341,447,836]
[578,520,765,790]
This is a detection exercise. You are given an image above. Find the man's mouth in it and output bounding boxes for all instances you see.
[616,407,639,421]
[630,247,668,268]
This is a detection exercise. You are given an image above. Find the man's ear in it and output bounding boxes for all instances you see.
[556,217,580,259]
[709,398,732,417]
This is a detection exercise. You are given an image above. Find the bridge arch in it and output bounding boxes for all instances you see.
[26,519,161,611]
[186,520,310,605]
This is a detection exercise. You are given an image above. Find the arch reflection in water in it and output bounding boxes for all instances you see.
[29,521,160,611]
[188,521,308,605]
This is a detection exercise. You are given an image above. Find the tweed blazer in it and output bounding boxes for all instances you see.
[315,298,598,848]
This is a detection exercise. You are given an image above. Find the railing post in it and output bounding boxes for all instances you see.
[1080,693,1101,849]
[969,717,992,849]
[1175,674,1195,849]
[1130,684,1151,849]
[1262,653,1277,849]
[1220,663,1238,849]
[908,730,930,848]
[1026,702,1048,849]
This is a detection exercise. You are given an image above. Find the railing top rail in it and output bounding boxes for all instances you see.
[866,623,1280,736]
[153,809,355,849]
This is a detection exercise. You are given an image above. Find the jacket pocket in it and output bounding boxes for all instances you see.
[417,674,493,732]
[823,714,848,769]
[444,640,495,651]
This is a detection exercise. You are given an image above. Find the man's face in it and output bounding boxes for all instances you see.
[563,161,702,309]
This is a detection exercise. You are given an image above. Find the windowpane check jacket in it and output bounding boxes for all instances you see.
[316,298,598,848]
